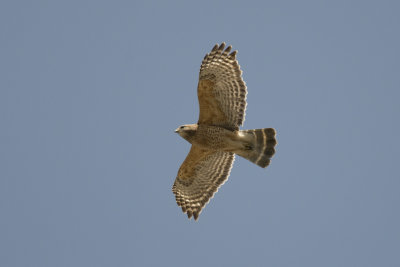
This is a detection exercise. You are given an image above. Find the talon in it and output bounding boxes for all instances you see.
[245,144,253,150]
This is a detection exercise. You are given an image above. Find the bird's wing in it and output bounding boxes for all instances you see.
[197,43,247,131]
[172,145,235,220]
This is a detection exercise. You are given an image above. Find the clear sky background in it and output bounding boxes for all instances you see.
[1,1,399,266]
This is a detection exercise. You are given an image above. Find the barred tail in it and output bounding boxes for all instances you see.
[236,128,277,168]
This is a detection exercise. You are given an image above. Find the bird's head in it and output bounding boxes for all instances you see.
[175,124,198,141]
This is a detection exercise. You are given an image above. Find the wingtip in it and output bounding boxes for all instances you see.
[229,50,237,59]
[187,210,193,219]
[211,44,219,52]
[224,45,232,54]
[210,42,236,58]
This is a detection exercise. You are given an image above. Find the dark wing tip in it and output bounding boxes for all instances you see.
[218,42,226,52]
[187,210,193,219]
[223,45,232,54]
[229,50,237,59]
[211,44,219,52]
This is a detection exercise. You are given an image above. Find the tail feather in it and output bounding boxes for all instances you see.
[236,128,277,168]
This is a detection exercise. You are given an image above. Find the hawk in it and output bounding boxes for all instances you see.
[173,43,277,220]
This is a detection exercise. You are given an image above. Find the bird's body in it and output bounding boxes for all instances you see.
[177,124,239,151]
[173,43,277,220]
[176,124,276,168]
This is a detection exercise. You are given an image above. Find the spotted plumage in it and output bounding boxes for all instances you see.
[173,43,277,220]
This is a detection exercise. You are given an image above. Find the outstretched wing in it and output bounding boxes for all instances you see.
[197,43,247,131]
[172,145,235,220]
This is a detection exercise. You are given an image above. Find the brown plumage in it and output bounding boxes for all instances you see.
[173,43,277,220]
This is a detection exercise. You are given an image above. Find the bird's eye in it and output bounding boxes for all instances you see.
[180,126,185,129]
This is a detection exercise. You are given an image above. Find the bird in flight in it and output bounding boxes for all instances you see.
[173,43,277,220]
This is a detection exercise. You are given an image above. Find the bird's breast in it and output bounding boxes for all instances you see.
[190,125,237,150]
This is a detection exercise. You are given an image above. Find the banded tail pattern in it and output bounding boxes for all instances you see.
[236,128,277,168]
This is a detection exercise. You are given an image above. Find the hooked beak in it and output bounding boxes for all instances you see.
[174,128,179,133]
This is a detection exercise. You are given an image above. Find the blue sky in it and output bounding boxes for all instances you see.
[1,1,399,266]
